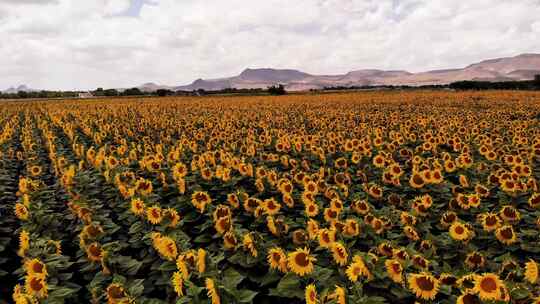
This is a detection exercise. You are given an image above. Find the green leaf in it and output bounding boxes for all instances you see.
[223,268,245,290]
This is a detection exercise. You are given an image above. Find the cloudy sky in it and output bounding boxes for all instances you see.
[1,0,539,90]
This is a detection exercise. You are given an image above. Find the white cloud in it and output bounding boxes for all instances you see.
[0,0,539,90]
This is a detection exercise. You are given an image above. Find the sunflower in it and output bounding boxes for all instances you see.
[24,275,47,299]
[214,217,231,234]
[135,178,153,196]
[525,259,539,284]
[146,206,163,224]
[327,285,346,304]
[267,247,288,273]
[306,219,319,240]
[152,234,178,261]
[24,259,47,278]
[86,242,104,262]
[305,284,318,304]
[197,248,206,273]
[263,198,281,215]
[449,221,472,242]
[29,165,42,176]
[288,247,316,276]
[343,219,360,237]
[130,198,146,216]
[345,255,372,282]
[385,258,403,283]
[456,292,481,304]
[292,229,307,245]
[529,193,540,209]
[223,231,237,249]
[331,242,349,266]
[171,271,184,297]
[305,202,319,217]
[408,272,440,300]
[205,278,220,304]
[499,205,520,223]
[243,233,257,257]
[192,191,211,213]
[474,273,504,301]
[243,197,261,213]
[18,230,30,257]
[14,203,29,221]
[404,225,420,241]
[106,283,129,304]
[440,211,457,228]
[164,208,181,228]
[409,173,425,188]
[318,228,336,248]
[465,252,485,269]
[479,212,501,232]
[351,200,370,215]
[495,225,517,245]
[227,193,240,209]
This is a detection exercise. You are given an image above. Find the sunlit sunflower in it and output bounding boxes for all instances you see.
[24,259,47,278]
[14,203,29,221]
[385,258,403,283]
[305,284,318,304]
[146,206,163,225]
[263,198,281,216]
[164,208,181,228]
[525,259,539,284]
[288,247,316,276]
[267,247,288,273]
[192,191,211,213]
[305,202,319,217]
[408,272,440,300]
[306,219,319,240]
[18,230,30,257]
[243,233,257,257]
[449,221,472,242]
[171,271,184,297]
[331,242,349,266]
[474,273,504,301]
[318,228,336,248]
[499,205,520,223]
[25,275,48,299]
[205,278,220,304]
[345,255,372,282]
[130,198,146,216]
[495,225,517,245]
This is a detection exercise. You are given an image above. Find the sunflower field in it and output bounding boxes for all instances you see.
[1,90,540,304]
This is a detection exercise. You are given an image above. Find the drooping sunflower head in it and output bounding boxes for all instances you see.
[86,242,104,262]
[106,283,128,303]
[525,259,539,284]
[267,247,288,273]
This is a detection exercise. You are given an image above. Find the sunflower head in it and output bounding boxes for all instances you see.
[408,272,440,300]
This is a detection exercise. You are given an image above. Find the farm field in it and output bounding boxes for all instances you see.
[2,90,540,304]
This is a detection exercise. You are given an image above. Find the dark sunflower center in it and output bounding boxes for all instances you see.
[416,276,434,291]
[480,278,497,292]
[295,252,309,267]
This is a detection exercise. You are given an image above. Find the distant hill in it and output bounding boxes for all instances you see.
[161,53,540,91]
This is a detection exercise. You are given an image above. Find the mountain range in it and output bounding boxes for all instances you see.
[159,53,540,92]
[3,53,540,93]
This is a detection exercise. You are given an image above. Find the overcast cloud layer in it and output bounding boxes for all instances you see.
[1,0,539,90]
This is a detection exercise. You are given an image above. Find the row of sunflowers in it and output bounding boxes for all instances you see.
[1,90,540,303]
